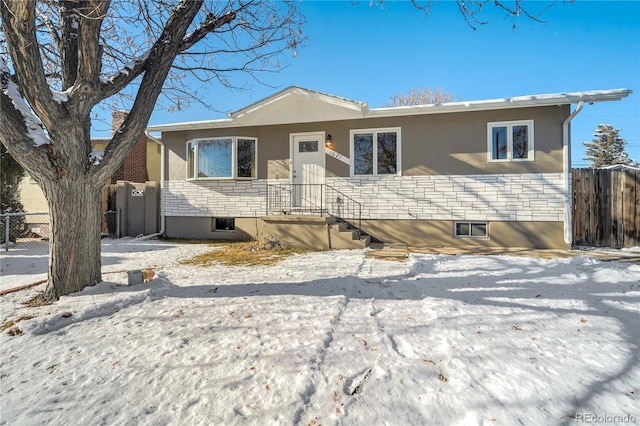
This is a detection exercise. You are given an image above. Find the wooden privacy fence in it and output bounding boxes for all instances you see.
[572,168,639,248]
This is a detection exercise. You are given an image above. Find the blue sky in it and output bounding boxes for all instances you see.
[101,0,640,167]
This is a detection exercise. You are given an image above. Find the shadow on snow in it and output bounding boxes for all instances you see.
[31,253,640,423]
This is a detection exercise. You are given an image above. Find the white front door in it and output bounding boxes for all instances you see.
[291,132,325,210]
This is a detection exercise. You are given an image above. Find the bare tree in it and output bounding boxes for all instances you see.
[408,0,560,30]
[382,86,461,107]
[1,0,559,303]
[1,0,303,302]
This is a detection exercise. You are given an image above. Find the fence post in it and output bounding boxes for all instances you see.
[4,214,9,252]
[116,209,121,239]
[266,185,270,216]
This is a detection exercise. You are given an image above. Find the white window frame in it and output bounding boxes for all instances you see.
[454,221,489,239]
[487,120,534,162]
[186,136,258,180]
[350,127,402,177]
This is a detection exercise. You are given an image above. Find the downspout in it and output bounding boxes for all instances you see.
[135,131,165,240]
[562,101,584,246]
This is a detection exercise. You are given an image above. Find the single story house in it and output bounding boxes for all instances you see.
[147,86,632,249]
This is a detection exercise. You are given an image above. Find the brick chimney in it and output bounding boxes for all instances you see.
[110,110,149,184]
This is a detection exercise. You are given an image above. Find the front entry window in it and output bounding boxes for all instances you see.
[299,140,318,152]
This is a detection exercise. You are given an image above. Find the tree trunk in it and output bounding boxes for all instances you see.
[40,175,104,302]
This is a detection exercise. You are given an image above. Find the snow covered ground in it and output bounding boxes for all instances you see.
[1,240,639,425]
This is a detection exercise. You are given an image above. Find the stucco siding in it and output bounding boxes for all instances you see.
[162,105,569,181]
[359,220,567,249]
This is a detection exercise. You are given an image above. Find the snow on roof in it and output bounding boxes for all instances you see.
[597,164,640,171]
[147,87,633,132]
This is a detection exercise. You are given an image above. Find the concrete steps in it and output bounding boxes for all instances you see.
[261,215,369,250]
[329,221,370,249]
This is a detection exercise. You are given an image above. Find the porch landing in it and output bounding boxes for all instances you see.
[261,215,370,250]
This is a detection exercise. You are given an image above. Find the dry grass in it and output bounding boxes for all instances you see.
[1,315,35,331]
[180,241,315,267]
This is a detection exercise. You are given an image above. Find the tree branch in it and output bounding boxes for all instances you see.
[35,6,61,52]
[0,1,61,128]
[59,0,80,90]
[0,59,56,182]
[74,0,110,101]
[93,0,207,182]
[179,10,238,53]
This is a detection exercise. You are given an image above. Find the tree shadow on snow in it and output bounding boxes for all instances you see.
[34,252,640,422]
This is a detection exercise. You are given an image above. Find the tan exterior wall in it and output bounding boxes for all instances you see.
[164,216,567,249]
[146,142,162,182]
[360,220,568,249]
[163,105,569,181]
[18,177,48,214]
[165,216,259,241]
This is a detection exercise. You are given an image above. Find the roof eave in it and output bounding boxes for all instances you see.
[368,89,633,118]
[147,118,234,132]
[146,88,632,132]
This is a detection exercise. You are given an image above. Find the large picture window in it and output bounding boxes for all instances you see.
[351,128,401,176]
[187,137,257,180]
[487,120,534,161]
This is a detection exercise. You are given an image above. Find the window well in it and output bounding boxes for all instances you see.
[212,217,235,232]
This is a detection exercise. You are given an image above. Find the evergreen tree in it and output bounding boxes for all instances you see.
[0,144,25,214]
[583,124,636,168]
[0,145,26,244]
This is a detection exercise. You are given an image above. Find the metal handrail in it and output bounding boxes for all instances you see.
[324,185,362,239]
[266,183,362,239]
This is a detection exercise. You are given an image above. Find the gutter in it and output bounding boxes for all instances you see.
[562,101,584,245]
[134,131,165,240]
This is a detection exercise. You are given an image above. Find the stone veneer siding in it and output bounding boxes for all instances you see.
[164,173,565,222]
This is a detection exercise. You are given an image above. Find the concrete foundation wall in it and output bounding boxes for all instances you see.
[164,215,567,249]
[164,216,259,241]
[360,219,567,249]
[262,216,331,249]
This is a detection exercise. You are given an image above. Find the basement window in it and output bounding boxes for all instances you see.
[454,222,488,238]
[212,217,235,232]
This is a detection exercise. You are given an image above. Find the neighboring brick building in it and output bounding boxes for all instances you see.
[108,110,149,184]
[20,111,161,215]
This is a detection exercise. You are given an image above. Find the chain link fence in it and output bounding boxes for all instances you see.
[1,210,120,251]
[103,210,120,239]
[1,212,49,251]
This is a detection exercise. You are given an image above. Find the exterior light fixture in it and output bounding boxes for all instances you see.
[325,134,333,148]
